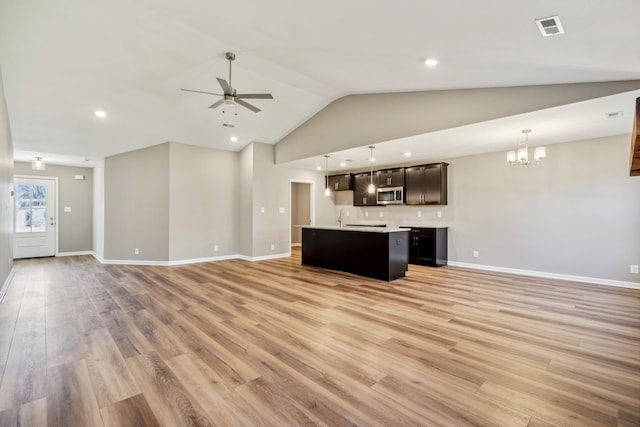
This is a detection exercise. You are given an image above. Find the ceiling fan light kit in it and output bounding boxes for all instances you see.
[181,52,273,114]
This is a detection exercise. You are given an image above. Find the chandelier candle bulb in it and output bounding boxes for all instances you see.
[534,146,546,161]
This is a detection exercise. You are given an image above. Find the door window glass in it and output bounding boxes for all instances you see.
[15,184,47,233]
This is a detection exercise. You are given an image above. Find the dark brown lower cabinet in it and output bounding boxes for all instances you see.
[405,227,448,267]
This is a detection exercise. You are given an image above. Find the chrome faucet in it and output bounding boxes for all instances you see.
[337,208,343,227]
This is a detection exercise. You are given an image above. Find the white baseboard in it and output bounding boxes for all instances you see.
[88,252,639,289]
[447,261,640,289]
[0,266,16,304]
[237,253,291,262]
[92,252,291,266]
[57,250,93,257]
[167,254,238,266]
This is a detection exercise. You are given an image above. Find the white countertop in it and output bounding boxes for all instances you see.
[303,225,408,233]
[399,222,451,228]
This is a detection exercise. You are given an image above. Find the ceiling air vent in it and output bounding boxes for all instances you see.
[605,111,624,119]
[535,15,565,37]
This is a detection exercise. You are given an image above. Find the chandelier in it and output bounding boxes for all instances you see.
[506,129,546,165]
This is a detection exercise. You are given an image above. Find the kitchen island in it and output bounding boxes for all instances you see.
[301,226,409,281]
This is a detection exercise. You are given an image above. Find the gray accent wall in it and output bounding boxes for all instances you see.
[168,142,239,261]
[248,142,334,258]
[105,143,170,261]
[93,160,105,259]
[14,162,93,253]
[0,69,13,289]
[239,143,254,257]
[102,141,334,262]
[275,81,640,163]
[332,135,640,284]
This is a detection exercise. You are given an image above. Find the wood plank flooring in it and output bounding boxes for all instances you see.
[0,249,638,426]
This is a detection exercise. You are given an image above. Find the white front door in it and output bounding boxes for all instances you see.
[13,176,56,259]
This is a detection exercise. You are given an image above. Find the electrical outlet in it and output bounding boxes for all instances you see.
[270,244,275,250]
[214,245,219,252]
[365,212,369,217]
[631,265,639,274]
[379,212,384,217]
[134,248,139,255]
[473,250,479,258]
[346,211,350,217]
[437,211,442,218]
[260,207,265,213]
[417,211,422,218]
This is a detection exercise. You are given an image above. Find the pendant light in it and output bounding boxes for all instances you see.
[324,155,331,197]
[367,146,375,194]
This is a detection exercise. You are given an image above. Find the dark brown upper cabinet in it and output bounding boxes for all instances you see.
[327,174,353,191]
[376,168,404,188]
[353,172,379,206]
[405,163,448,205]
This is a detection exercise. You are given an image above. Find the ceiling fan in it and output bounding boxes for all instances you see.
[181,52,273,113]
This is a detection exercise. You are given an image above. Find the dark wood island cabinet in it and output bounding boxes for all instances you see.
[403,226,448,267]
[302,226,409,281]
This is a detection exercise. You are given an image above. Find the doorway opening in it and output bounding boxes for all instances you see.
[290,180,314,249]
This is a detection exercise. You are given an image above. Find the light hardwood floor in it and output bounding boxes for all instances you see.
[0,249,638,426]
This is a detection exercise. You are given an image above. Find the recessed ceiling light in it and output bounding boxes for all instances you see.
[94,110,107,118]
[424,58,438,67]
[315,165,322,171]
[403,152,412,157]
[230,136,238,142]
[339,162,347,167]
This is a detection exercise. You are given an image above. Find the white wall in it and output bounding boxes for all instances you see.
[333,135,640,285]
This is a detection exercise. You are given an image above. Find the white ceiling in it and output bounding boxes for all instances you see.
[1,0,639,170]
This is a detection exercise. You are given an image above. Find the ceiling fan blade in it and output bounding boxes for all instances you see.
[181,88,223,96]
[208,99,225,109]
[236,93,274,99]
[217,77,230,93]
[235,98,261,113]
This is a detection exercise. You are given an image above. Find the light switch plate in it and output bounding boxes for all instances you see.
[64,206,71,213]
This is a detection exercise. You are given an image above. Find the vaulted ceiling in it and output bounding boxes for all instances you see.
[1,0,639,169]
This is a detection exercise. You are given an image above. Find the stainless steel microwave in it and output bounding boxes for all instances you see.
[377,186,404,205]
